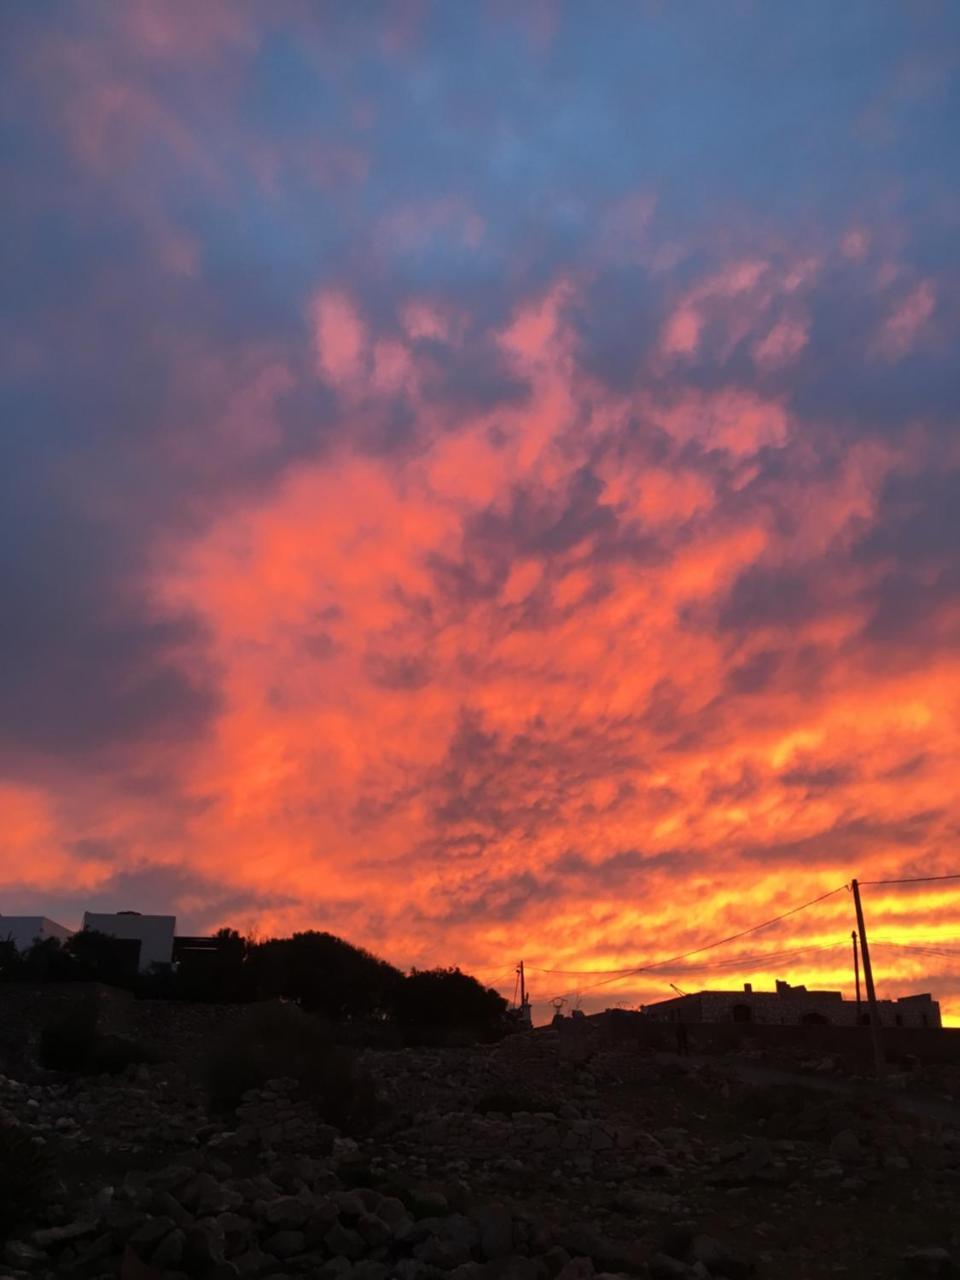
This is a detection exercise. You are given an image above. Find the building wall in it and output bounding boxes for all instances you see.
[0,916,73,951]
[82,912,176,971]
[646,987,941,1029]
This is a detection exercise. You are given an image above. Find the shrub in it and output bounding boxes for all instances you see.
[394,968,508,1044]
[39,1003,99,1072]
[39,1003,156,1075]
[0,1124,49,1240]
[203,1001,383,1131]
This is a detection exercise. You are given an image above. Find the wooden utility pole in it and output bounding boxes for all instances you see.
[851,930,861,1019]
[851,879,884,1077]
[516,960,532,1028]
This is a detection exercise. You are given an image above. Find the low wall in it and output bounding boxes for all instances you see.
[0,982,246,1072]
[565,1010,960,1070]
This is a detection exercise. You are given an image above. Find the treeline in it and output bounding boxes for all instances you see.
[0,927,509,1042]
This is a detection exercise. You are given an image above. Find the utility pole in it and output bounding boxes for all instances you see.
[518,960,526,1010]
[851,879,884,1078]
[851,930,861,1019]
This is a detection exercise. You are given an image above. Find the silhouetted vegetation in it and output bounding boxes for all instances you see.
[1,929,142,987]
[394,966,508,1043]
[3,926,512,1044]
[39,997,157,1075]
[203,1001,383,1131]
[249,930,403,1018]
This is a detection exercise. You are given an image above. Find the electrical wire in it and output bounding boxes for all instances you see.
[547,883,849,999]
[859,873,960,886]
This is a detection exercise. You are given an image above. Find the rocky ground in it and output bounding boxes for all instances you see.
[2,1025,959,1280]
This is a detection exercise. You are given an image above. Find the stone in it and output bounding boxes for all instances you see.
[542,1246,572,1277]
[899,1247,953,1278]
[689,1234,755,1279]
[215,1212,253,1257]
[264,1194,312,1228]
[356,1212,391,1248]
[263,1229,306,1259]
[325,1222,365,1260]
[350,1264,390,1280]
[3,1240,47,1269]
[130,1217,177,1252]
[31,1219,98,1248]
[472,1204,513,1261]
[829,1129,862,1163]
[556,1259,594,1280]
[649,1255,692,1279]
[151,1228,185,1267]
[184,1220,227,1267]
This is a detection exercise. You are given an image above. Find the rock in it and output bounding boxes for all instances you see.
[215,1212,253,1257]
[129,1217,176,1253]
[151,1228,185,1267]
[264,1194,312,1228]
[325,1222,365,1260]
[414,1214,479,1269]
[184,1219,227,1267]
[263,1229,306,1258]
[472,1204,513,1261]
[31,1218,99,1248]
[649,1256,692,1280]
[829,1129,862,1163]
[689,1234,755,1279]
[899,1246,953,1278]
[556,1260,594,1280]
[406,1188,449,1218]
[542,1246,572,1277]
[350,1264,390,1280]
[356,1212,391,1248]
[3,1240,48,1269]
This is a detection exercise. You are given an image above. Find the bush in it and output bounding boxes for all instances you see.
[203,1001,383,1131]
[394,968,508,1044]
[39,1004,99,1072]
[0,1124,49,1240]
[39,1003,156,1075]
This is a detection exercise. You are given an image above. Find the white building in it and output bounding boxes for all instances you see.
[0,915,73,951]
[82,911,176,971]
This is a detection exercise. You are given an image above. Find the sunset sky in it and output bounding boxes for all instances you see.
[2,2,959,1021]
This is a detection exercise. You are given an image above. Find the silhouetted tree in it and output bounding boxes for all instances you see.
[393,967,508,1042]
[0,937,21,980]
[249,931,403,1019]
[63,928,139,984]
[18,937,78,982]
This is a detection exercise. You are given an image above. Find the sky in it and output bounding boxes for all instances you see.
[2,1,959,1021]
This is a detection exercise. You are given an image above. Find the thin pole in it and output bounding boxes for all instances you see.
[519,960,526,1009]
[852,930,861,1018]
[851,878,884,1078]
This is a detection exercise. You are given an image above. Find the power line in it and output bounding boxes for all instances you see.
[859,873,960,886]
[547,883,849,999]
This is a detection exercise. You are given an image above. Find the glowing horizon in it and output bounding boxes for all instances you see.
[2,3,959,1022]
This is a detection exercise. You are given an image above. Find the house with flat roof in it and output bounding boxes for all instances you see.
[82,911,176,972]
[0,915,73,951]
[643,978,941,1029]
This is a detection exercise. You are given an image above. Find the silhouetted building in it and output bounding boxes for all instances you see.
[644,978,941,1028]
[0,915,72,951]
[82,911,175,972]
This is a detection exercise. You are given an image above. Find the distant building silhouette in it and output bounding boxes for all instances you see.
[644,978,941,1029]
[82,911,176,972]
[0,915,72,951]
